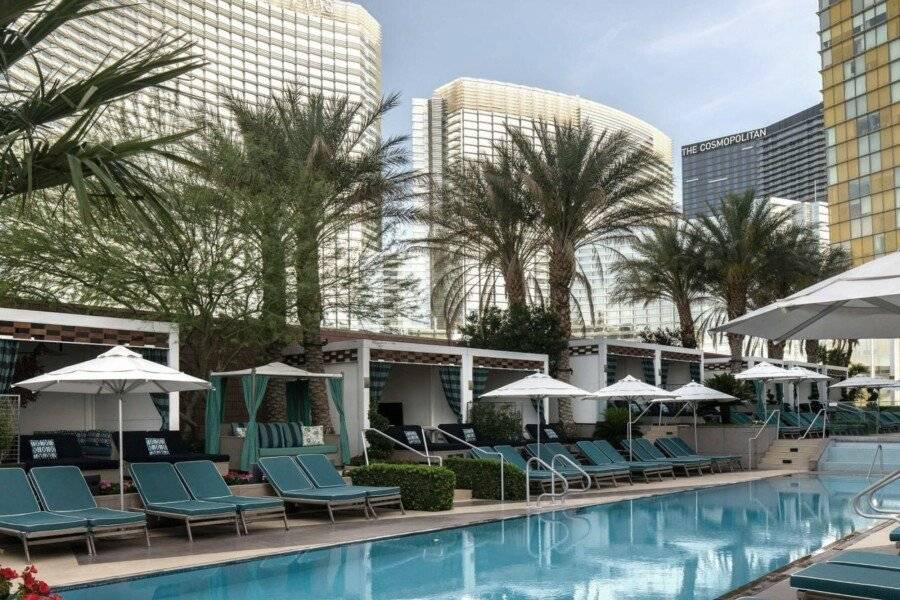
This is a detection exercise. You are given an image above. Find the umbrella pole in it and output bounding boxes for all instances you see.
[693,402,698,450]
[627,402,632,462]
[118,393,125,511]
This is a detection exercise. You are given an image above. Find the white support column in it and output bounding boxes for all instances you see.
[360,340,371,430]
[167,325,180,431]
[597,341,608,419]
[870,341,876,377]
[653,348,662,387]
[460,351,473,424]
[699,351,705,382]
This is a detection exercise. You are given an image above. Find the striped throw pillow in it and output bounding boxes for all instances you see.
[280,422,303,448]
[258,423,283,448]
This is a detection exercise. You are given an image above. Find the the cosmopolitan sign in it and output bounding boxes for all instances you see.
[682,128,767,156]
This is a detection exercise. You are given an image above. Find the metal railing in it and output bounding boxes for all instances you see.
[852,467,900,523]
[867,444,886,479]
[360,428,443,467]
[748,409,779,470]
[526,456,569,509]
[549,454,592,493]
[424,426,504,502]
[800,408,827,439]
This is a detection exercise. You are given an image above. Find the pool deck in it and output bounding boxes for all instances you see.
[0,468,809,589]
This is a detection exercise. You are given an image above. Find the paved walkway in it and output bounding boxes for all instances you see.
[0,469,799,588]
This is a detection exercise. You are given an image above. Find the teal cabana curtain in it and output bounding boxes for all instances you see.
[0,339,19,393]
[472,368,489,400]
[775,383,784,405]
[204,376,225,454]
[754,381,766,419]
[137,347,170,430]
[439,366,462,423]
[689,362,701,383]
[641,358,655,385]
[369,362,392,408]
[660,360,670,388]
[239,374,270,471]
[328,378,351,464]
[286,380,312,424]
[606,355,617,386]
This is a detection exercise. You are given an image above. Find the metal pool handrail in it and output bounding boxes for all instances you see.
[526,455,569,509]
[800,408,827,440]
[748,409,779,470]
[549,454,592,493]
[423,426,504,503]
[852,467,900,523]
[360,428,443,467]
[866,444,885,479]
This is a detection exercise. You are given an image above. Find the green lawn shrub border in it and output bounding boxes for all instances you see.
[349,463,455,511]
[444,457,526,501]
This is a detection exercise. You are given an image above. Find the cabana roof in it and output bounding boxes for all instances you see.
[211,361,341,379]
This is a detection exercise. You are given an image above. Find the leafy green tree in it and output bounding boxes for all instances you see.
[507,120,671,427]
[1,0,201,216]
[611,220,705,348]
[459,305,568,376]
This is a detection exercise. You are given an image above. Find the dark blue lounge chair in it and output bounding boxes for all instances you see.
[258,456,370,522]
[295,454,404,516]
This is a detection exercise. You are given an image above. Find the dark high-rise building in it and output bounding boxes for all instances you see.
[681,104,827,218]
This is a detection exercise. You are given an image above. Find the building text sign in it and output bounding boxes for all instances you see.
[681,128,767,156]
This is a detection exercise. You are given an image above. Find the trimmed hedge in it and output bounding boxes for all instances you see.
[349,463,455,511]
[444,457,526,501]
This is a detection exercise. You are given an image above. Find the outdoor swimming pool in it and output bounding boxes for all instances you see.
[61,474,900,600]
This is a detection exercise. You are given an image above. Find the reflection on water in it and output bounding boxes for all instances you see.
[62,474,900,600]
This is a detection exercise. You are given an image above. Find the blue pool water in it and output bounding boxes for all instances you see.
[62,474,900,600]
[818,440,900,473]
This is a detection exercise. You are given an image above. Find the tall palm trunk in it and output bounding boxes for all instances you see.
[766,340,785,360]
[504,255,528,309]
[295,218,332,432]
[548,242,575,430]
[726,333,744,373]
[805,340,820,364]
[674,300,697,348]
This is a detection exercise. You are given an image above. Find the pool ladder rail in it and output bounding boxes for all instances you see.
[525,454,592,510]
[852,466,900,524]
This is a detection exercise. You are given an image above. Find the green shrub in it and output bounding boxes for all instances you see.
[444,457,526,501]
[471,402,522,442]
[349,463,455,511]
[365,411,394,460]
[593,406,638,448]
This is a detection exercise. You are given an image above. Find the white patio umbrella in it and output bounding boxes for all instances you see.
[15,345,211,508]
[592,375,678,460]
[671,381,738,449]
[211,361,342,379]
[735,362,799,419]
[785,366,831,412]
[480,373,591,453]
[712,251,900,341]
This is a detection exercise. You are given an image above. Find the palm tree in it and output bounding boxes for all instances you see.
[2,0,201,217]
[610,220,705,348]
[508,120,671,426]
[693,191,797,367]
[419,144,541,329]
[203,89,416,427]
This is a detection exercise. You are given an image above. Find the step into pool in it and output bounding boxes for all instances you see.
[61,474,900,600]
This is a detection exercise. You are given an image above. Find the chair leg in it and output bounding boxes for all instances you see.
[22,536,30,563]
[234,515,242,537]
[399,499,406,515]
[282,509,290,531]
[185,520,194,543]
[367,501,378,519]
[87,534,95,556]
[326,504,335,524]
[144,525,151,548]
[240,512,249,536]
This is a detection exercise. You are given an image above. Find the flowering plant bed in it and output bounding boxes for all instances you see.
[223,470,259,485]
[91,480,135,496]
[0,565,60,600]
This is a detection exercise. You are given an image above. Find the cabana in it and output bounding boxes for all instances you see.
[206,362,344,471]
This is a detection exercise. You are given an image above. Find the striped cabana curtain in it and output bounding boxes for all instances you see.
[137,347,170,430]
[368,362,392,409]
[286,380,312,425]
[472,368,489,400]
[0,339,19,393]
[606,355,617,386]
[439,366,463,423]
[641,358,655,385]
[660,360,670,388]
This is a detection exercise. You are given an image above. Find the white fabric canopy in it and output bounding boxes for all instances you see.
[15,345,210,508]
[712,251,900,341]
[211,361,341,379]
[592,375,678,399]
[830,374,900,389]
[671,381,737,402]
[734,362,798,381]
[480,372,591,399]
[785,366,830,381]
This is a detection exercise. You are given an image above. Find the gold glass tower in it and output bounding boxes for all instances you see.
[819,0,899,263]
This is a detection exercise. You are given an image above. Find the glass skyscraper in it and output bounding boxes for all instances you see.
[681,104,827,218]
[406,78,677,336]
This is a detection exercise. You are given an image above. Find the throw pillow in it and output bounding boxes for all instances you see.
[30,438,57,460]
[545,428,558,439]
[145,437,170,456]
[301,425,324,446]
[281,422,303,447]
[258,423,283,448]
[234,426,247,438]
[403,429,421,446]
[461,428,477,443]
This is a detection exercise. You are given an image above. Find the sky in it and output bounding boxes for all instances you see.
[357,0,823,205]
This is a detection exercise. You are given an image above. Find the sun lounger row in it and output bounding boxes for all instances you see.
[790,550,900,599]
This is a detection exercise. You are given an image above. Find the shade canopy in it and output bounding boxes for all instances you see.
[785,366,831,381]
[211,361,341,380]
[830,373,900,389]
[671,381,737,403]
[712,251,900,341]
[480,372,590,399]
[734,362,798,381]
[592,375,678,399]
[15,345,210,394]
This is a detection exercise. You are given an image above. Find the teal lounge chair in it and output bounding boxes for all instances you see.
[891,526,899,548]
[622,439,710,476]
[175,461,287,534]
[591,440,677,478]
[654,437,727,473]
[575,441,672,482]
[527,442,632,486]
[0,468,91,561]
[668,437,742,470]
[295,454,404,516]
[491,445,578,488]
[129,462,240,541]
[827,551,900,571]
[29,466,149,550]
[790,561,900,599]
[257,456,369,523]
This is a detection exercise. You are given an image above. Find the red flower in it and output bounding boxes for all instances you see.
[0,567,17,580]
[36,580,50,594]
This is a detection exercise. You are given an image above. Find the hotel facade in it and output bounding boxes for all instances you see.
[405,78,677,337]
